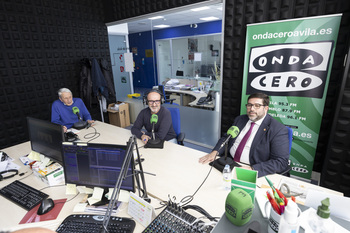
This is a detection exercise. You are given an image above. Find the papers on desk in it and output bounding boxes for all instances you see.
[277,177,308,204]
[255,187,269,218]
[300,207,350,233]
[0,153,20,173]
[305,189,350,221]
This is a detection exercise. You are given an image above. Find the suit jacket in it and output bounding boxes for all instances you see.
[213,114,289,177]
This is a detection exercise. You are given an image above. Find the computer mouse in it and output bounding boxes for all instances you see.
[37,198,55,215]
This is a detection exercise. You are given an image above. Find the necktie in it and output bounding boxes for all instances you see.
[234,122,255,162]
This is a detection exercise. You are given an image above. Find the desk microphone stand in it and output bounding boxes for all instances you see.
[217,143,234,166]
[101,135,150,232]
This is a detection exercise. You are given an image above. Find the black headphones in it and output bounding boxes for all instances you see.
[0,151,19,181]
[0,169,19,181]
[143,89,164,105]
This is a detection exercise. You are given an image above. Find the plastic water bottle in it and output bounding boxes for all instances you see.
[223,164,231,191]
[308,198,334,233]
[278,200,300,233]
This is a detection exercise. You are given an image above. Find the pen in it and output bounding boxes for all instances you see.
[276,188,288,206]
[266,191,281,215]
[265,176,276,192]
[279,202,285,214]
[265,176,284,205]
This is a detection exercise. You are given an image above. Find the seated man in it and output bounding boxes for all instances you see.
[131,89,177,144]
[51,88,94,131]
[199,93,289,177]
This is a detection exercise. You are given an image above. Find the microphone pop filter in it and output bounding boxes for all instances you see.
[150,114,158,124]
[225,188,254,226]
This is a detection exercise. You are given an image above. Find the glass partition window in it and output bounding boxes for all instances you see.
[157,34,221,85]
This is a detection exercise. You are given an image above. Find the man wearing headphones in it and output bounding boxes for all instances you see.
[131,89,177,144]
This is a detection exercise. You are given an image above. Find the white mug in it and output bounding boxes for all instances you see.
[265,201,281,233]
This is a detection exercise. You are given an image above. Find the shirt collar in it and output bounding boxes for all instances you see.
[249,114,266,127]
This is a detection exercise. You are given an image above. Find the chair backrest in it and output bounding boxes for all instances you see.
[158,85,166,101]
[166,106,181,136]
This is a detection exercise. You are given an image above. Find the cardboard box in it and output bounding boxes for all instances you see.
[33,162,65,186]
[231,167,258,203]
[108,102,130,128]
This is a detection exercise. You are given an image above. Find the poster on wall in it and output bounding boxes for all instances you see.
[241,14,342,179]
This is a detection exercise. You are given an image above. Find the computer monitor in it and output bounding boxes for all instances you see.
[27,117,65,163]
[61,142,135,192]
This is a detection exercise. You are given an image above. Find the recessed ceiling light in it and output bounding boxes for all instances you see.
[153,24,170,28]
[200,16,219,21]
[191,6,210,12]
[148,16,164,20]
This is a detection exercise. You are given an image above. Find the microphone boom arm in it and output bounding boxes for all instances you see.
[101,135,150,232]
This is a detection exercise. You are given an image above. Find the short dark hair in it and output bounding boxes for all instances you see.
[248,93,269,106]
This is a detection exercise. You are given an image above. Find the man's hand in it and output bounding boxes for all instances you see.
[87,120,95,125]
[62,125,67,133]
[141,134,151,144]
[198,151,218,164]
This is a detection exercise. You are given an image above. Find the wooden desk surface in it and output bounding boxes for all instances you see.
[0,121,344,232]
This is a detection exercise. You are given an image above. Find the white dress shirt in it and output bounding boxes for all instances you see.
[229,115,266,164]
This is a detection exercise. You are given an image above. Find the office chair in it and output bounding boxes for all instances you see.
[164,105,185,145]
[279,126,293,176]
[158,85,177,104]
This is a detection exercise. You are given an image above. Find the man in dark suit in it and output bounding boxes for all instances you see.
[199,93,289,177]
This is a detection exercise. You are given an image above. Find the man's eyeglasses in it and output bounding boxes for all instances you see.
[148,100,161,104]
[245,103,265,109]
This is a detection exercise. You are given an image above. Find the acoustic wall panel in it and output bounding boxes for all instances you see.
[0,0,111,149]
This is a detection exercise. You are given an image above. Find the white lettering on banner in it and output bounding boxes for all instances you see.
[292,167,309,173]
[251,72,322,92]
[247,42,333,97]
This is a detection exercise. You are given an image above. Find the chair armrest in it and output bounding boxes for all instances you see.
[177,133,185,146]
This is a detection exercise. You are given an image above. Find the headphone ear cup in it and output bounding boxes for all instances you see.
[143,94,148,105]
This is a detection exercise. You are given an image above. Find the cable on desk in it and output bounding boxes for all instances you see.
[83,126,101,143]
[179,158,215,206]
[40,184,80,204]
[16,170,33,181]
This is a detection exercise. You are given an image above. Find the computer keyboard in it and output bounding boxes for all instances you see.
[56,214,136,233]
[0,180,49,211]
[143,203,213,233]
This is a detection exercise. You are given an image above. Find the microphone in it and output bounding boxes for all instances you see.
[216,126,240,167]
[72,106,88,129]
[150,114,158,140]
[218,126,240,151]
[72,106,82,120]
[144,114,163,149]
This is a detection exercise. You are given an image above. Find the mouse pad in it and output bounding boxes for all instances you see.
[19,198,67,224]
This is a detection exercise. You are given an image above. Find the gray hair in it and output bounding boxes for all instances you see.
[58,88,72,98]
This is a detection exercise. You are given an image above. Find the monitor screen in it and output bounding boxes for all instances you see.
[27,117,65,163]
[61,142,135,192]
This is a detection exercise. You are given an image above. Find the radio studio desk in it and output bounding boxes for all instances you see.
[0,121,346,232]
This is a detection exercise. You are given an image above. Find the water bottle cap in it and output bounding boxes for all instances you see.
[317,198,331,219]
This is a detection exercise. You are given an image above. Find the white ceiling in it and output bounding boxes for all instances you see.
[108,2,223,34]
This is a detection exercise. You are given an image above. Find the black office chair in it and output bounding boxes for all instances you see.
[279,126,293,176]
[165,105,185,145]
